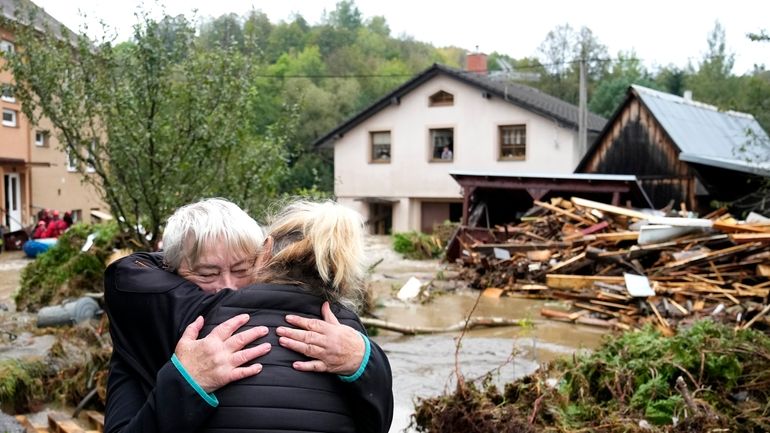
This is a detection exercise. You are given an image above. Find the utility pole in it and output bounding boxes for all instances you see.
[578,57,587,157]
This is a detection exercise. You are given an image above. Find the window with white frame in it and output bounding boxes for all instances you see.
[1,84,14,103]
[499,125,526,160]
[86,139,96,172]
[0,40,14,54]
[66,149,78,172]
[430,128,454,161]
[2,108,17,127]
[35,130,49,146]
[370,131,391,163]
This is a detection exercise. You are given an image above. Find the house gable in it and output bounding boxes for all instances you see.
[578,90,698,208]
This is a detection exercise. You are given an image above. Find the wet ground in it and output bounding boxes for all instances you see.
[363,236,606,432]
[0,250,28,312]
[0,237,608,433]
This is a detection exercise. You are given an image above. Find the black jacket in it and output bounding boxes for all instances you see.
[104,252,393,433]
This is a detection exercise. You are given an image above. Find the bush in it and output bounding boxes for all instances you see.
[393,231,443,260]
[15,222,122,311]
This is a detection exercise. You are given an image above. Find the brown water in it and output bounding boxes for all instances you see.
[372,292,607,432]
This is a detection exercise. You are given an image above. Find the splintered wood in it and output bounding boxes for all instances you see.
[453,196,770,333]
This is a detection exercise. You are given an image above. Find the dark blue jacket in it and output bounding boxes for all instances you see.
[104,252,393,433]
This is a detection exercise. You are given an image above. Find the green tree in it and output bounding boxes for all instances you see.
[685,21,740,107]
[589,51,659,118]
[4,9,287,248]
[198,13,244,51]
[536,24,609,104]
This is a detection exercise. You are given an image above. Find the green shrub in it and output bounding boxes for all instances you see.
[15,222,121,311]
[392,231,443,260]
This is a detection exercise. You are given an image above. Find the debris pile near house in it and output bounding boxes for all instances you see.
[449,197,770,332]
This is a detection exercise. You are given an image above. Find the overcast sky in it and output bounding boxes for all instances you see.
[31,0,768,74]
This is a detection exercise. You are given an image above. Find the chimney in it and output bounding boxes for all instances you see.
[466,51,488,75]
[683,90,693,101]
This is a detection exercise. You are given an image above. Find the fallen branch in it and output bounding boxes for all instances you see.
[360,316,529,335]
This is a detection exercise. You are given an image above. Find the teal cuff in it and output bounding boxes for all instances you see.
[171,353,219,407]
[338,332,371,383]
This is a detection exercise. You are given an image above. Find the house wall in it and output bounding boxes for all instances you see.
[29,117,105,223]
[333,74,580,232]
[580,98,697,209]
[0,24,105,229]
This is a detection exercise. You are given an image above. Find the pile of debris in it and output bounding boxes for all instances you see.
[450,197,770,332]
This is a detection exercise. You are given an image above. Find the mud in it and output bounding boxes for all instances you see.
[0,251,28,312]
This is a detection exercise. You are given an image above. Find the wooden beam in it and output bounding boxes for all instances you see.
[571,196,650,220]
[546,274,626,290]
[533,200,595,225]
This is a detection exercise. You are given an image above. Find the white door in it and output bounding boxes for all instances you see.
[4,173,21,231]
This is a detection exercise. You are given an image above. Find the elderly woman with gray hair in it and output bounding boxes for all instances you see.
[104,198,393,433]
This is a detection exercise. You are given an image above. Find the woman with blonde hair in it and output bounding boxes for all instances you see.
[105,199,392,433]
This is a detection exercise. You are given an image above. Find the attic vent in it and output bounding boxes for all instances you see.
[429,90,454,107]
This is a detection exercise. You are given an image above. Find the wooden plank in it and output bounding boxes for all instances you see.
[83,411,104,433]
[714,221,770,233]
[482,288,504,298]
[571,196,650,220]
[589,299,637,311]
[648,300,671,330]
[731,233,770,243]
[662,243,759,271]
[547,252,587,274]
[533,200,595,226]
[14,415,46,433]
[546,274,625,290]
[580,221,610,235]
[741,304,770,330]
[592,231,639,241]
[48,413,85,433]
[574,302,621,318]
[668,298,689,315]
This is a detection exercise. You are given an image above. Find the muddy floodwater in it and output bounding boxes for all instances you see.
[372,293,607,432]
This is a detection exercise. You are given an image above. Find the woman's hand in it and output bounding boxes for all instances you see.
[276,302,365,376]
[175,314,271,393]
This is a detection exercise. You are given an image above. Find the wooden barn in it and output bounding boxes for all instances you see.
[576,85,770,212]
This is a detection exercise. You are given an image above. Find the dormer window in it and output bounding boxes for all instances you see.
[429,90,454,106]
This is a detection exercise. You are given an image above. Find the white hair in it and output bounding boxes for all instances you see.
[162,198,265,270]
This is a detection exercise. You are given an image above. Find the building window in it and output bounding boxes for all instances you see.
[2,108,17,127]
[0,40,14,54]
[429,90,454,106]
[1,84,14,103]
[35,130,49,146]
[370,131,391,163]
[499,125,526,160]
[430,128,454,161]
[66,149,78,172]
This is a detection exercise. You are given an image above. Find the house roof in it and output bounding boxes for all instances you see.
[312,63,607,148]
[0,0,76,42]
[578,84,770,176]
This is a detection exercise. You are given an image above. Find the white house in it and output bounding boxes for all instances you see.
[313,55,606,233]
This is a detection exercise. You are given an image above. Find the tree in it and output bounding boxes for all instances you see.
[589,51,659,118]
[536,24,609,104]
[4,8,287,248]
[685,21,739,107]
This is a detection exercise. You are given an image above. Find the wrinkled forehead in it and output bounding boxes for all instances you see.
[182,235,256,268]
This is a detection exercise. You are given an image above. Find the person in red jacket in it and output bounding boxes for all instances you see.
[43,210,68,238]
[32,220,48,239]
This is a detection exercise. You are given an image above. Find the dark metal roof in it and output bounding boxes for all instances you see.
[312,63,607,148]
[577,84,770,177]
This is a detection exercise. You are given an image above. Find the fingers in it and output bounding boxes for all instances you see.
[230,363,264,382]
[232,342,271,366]
[291,360,328,373]
[210,313,251,340]
[226,325,269,351]
[278,335,323,358]
[180,316,204,341]
[321,302,341,325]
[284,314,324,332]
